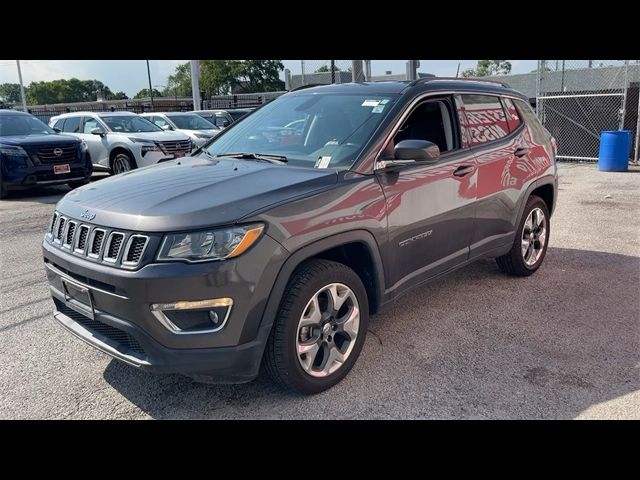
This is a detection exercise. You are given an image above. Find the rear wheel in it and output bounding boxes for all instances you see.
[496,195,550,276]
[111,152,136,174]
[264,259,369,394]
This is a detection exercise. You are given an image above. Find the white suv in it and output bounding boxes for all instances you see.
[140,112,220,148]
[49,111,192,174]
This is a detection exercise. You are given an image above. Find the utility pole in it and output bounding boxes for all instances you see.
[364,60,372,81]
[301,60,305,87]
[16,60,27,112]
[190,60,201,111]
[146,60,154,111]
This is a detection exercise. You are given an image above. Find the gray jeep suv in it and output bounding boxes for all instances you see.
[42,79,557,394]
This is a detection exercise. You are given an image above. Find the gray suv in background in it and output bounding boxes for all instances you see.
[140,112,220,148]
[43,79,557,394]
[50,111,192,174]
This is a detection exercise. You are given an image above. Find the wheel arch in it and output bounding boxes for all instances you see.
[109,146,135,170]
[249,230,386,343]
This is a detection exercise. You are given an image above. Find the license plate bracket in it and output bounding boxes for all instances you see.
[54,164,70,174]
[61,277,95,319]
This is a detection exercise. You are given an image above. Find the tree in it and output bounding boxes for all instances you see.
[0,83,22,103]
[235,60,284,93]
[166,62,192,97]
[315,64,341,73]
[133,88,163,99]
[461,60,512,78]
[110,91,129,100]
[25,78,122,104]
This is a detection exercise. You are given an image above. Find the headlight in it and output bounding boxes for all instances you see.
[157,224,264,262]
[128,138,164,155]
[0,144,30,168]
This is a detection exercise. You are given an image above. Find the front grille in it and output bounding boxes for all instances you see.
[158,140,191,154]
[64,221,76,248]
[32,144,78,163]
[90,230,105,256]
[56,217,66,241]
[55,301,146,357]
[124,235,148,264]
[104,232,125,262]
[76,225,89,252]
[46,211,152,269]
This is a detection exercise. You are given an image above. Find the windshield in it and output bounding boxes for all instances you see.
[101,115,162,133]
[204,93,399,169]
[168,114,217,130]
[0,114,56,136]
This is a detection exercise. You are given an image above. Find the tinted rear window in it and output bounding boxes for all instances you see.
[461,94,509,146]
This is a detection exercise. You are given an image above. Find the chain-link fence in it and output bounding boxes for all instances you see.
[284,61,369,90]
[536,60,640,162]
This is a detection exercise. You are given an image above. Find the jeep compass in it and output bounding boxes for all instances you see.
[42,79,558,394]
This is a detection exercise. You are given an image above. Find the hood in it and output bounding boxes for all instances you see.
[0,133,81,146]
[109,130,190,142]
[56,156,338,232]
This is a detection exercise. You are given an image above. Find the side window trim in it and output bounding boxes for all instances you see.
[499,96,525,134]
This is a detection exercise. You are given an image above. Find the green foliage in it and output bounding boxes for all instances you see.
[461,60,512,78]
[0,83,22,103]
[166,60,285,98]
[24,78,125,105]
[111,91,129,100]
[315,64,341,73]
[133,88,163,99]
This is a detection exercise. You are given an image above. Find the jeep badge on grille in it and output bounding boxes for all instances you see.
[80,209,96,221]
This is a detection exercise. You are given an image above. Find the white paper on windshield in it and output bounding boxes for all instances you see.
[315,156,332,168]
[372,105,385,114]
[361,99,381,107]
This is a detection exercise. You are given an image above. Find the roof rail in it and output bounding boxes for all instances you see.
[409,76,511,88]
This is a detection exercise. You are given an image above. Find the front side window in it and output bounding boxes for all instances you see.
[83,117,102,134]
[0,114,56,136]
[149,116,170,129]
[461,95,509,146]
[167,114,216,130]
[101,115,162,133]
[205,93,399,169]
[62,116,81,133]
[214,115,229,127]
[52,119,65,130]
[386,98,458,156]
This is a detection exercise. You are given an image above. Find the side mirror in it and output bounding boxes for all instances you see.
[394,139,440,162]
[52,127,62,133]
[221,120,230,128]
[90,128,106,136]
[161,124,173,130]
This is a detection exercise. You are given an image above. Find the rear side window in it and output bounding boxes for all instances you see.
[501,97,523,132]
[62,116,81,133]
[461,95,509,146]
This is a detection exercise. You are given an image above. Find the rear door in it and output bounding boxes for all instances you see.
[377,95,477,293]
[461,94,535,258]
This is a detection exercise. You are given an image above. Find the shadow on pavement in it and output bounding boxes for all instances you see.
[103,246,640,419]
[1,173,109,204]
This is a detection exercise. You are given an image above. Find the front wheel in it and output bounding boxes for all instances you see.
[264,259,369,394]
[111,152,136,175]
[496,195,550,276]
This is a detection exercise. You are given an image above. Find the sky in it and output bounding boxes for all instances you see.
[0,60,539,97]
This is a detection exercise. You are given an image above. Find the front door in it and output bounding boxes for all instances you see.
[377,95,477,294]
[78,116,110,167]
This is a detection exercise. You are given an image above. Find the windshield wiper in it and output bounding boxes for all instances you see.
[215,152,288,165]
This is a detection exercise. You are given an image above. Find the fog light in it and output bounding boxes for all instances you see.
[150,298,233,334]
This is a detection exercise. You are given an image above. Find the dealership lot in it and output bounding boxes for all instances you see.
[0,163,638,419]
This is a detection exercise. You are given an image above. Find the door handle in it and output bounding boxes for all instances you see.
[514,147,530,157]
[453,165,475,177]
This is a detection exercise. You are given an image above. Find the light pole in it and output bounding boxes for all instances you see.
[16,60,28,112]
[146,60,154,110]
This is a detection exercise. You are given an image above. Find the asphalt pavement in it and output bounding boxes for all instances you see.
[0,163,638,419]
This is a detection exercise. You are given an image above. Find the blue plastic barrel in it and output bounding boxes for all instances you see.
[598,130,632,172]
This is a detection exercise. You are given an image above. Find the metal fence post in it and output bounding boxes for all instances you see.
[620,60,630,130]
[330,60,336,84]
[635,89,640,163]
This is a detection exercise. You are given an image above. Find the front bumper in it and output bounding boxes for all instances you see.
[2,164,91,190]
[42,232,288,381]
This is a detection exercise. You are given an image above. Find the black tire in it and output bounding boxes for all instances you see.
[496,195,550,276]
[67,179,90,190]
[110,151,137,175]
[264,259,369,395]
[0,169,6,200]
